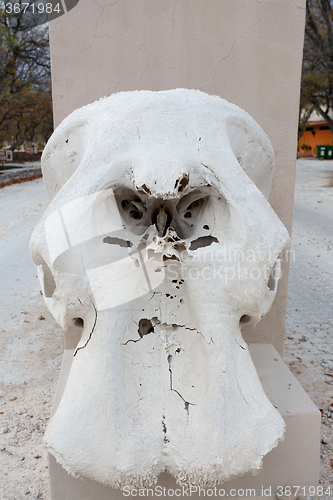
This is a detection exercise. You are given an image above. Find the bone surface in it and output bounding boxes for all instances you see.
[30,89,290,488]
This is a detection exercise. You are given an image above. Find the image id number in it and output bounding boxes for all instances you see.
[277,486,333,497]
[5,2,61,14]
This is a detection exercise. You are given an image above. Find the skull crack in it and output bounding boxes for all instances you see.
[167,354,194,414]
[73,303,97,356]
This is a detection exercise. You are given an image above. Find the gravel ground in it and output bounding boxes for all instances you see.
[284,159,333,493]
[0,179,62,500]
[0,160,332,499]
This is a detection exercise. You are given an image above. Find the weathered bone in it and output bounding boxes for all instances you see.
[30,89,290,488]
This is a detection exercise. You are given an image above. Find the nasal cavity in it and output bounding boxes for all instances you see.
[151,205,173,237]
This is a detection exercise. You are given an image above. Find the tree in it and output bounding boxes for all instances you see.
[300,0,333,135]
[0,0,53,149]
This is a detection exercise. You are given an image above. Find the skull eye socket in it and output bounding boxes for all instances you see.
[114,188,148,233]
[177,190,208,223]
[120,197,144,216]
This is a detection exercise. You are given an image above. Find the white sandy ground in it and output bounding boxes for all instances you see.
[0,160,332,499]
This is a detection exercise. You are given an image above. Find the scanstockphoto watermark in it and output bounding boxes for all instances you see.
[122,485,274,497]
[182,246,295,266]
[42,188,295,310]
[122,485,332,498]
[168,260,284,285]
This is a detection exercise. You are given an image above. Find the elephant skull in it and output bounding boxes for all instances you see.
[30,89,290,488]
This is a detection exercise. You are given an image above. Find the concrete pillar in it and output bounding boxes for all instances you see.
[49,0,306,354]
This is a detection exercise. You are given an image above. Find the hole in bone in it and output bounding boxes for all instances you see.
[73,317,84,328]
[177,174,189,193]
[130,209,143,220]
[189,235,219,251]
[173,241,187,252]
[103,236,133,248]
[240,315,252,325]
[267,273,275,291]
[138,184,151,195]
[267,260,280,291]
[41,263,56,298]
[163,254,179,262]
[184,212,191,218]
[187,200,200,209]
[203,225,209,230]
[138,319,154,338]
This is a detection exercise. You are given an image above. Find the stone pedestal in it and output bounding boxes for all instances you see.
[48,344,320,500]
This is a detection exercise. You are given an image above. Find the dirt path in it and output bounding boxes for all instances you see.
[0,179,62,500]
[284,159,333,491]
[0,161,332,499]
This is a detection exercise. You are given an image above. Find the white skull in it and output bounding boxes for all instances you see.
[30,89,290,488]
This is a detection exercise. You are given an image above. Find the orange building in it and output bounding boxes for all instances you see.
[298,119,333,156]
